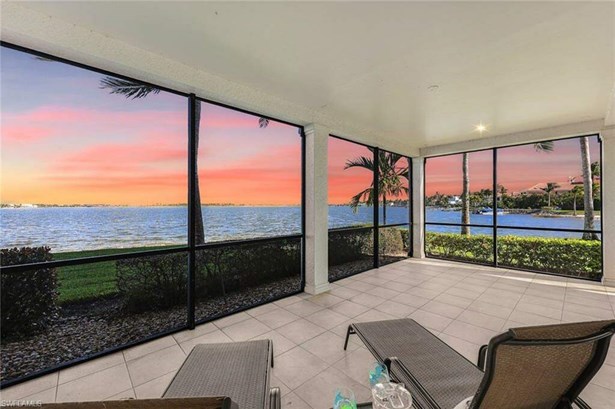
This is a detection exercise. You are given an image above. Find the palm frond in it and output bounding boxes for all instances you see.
[344,156,374,171]
[534,141,554,152]
[34,56,55,62]
[259,117,270,128]
[349,187,373,212]
[99,77,160,99]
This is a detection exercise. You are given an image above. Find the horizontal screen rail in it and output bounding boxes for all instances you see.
[1,246,190,274]
[425,222,601,235]
[425,222,493,229]
[1,234,305,273]
[194,234,303,250]
[496,225,602,234]
[378,223,410,228]
[328,225,375,233]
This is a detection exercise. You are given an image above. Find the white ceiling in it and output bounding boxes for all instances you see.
[11,1,615,148]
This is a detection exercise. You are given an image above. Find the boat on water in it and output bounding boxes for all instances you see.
[475,207,506,215]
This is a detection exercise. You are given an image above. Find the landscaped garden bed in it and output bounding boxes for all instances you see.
[1,241,302,385]
[0,276,300,383]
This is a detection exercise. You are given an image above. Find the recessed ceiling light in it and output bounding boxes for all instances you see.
[427,85,439,92]
[475,123,487,133]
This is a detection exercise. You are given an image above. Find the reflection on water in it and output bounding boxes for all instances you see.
[426,208,601,238]
[0,206,599,252]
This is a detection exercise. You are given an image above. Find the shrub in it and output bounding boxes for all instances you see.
[497,235,601,279]
[400,229,409,250]
[1,247,58,339]
[425,232,493,264]
[116,253,187,313]
[425,232,602,279]
[329,228,373,266]
[379,228,407,257]
[196,239,301,298]
[116,239,302,313]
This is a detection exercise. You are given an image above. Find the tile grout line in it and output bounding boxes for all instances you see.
[54,372,59,403]
[438,267,499,336]
[507,273,557,328]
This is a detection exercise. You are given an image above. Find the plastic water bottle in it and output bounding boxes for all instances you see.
[333,387,357,409]
[369,362,391,387]
[372,382,413,409]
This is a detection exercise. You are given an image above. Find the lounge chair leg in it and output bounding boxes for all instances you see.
[271,345,274,368]
[344,325,355,350]
[477,345,488,370]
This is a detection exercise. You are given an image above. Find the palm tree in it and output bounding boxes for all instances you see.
[100,77,206,244]
[534,141,554,152]
[100,78,270,244]
[458,141,553,236]
[461,153,470,235]
[345,150,408,225]
[580,136,598,240]
[570,185,583,217]
[540,182,560,208]
[497,184,507,208]
[591,161,600,178]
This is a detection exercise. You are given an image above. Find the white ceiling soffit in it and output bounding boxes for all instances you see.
[4,1,615,150]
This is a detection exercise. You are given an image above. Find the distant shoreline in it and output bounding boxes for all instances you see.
[0,203,304,208]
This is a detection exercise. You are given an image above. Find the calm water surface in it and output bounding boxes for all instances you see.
[0,206,600,252]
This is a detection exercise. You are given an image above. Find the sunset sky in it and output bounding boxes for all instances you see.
[1,46,601,206]
[328,137,375,205]
[1,46,301,206]
[425,137,601,196]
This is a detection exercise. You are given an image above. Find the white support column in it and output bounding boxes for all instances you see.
[304,124,331,294]
[601,126,615,286]
[412,157,425,258]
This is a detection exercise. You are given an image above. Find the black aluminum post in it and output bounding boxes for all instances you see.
[408,157,413,256]
[493,149,498,267]
[599,134,604,279]
[422,157,427,257]
[300,128,307,290]
[373,147,380,268]
[187,94,197,329]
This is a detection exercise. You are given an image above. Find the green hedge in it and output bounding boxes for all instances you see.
[425,232,601,279]
[116,253,187,313]
[425,233,493,264]
[116,239,301,313]
[328,228,373,266]
[1,247,58,339]
[329,227,409,267]
[379,228,405,256]
[497,235,601,279]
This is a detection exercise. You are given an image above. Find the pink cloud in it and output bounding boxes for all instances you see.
[62,143,184,165]
[2,106,186,146]
[1,125,52,142]
[44,173,187,189]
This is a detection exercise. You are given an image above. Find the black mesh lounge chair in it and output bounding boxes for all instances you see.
[163,340,280,409]
[344,318,615,409]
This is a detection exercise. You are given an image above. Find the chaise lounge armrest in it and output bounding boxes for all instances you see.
[269,387,281,409]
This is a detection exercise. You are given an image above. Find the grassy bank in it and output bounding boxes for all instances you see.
[55,246,174,304]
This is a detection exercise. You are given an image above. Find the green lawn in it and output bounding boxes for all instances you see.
[55,246,175,305]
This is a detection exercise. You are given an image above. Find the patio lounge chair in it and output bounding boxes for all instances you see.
[344,318,615,409]
[163,339,280,409]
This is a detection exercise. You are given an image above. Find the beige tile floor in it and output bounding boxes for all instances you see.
[2,258,615,408]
